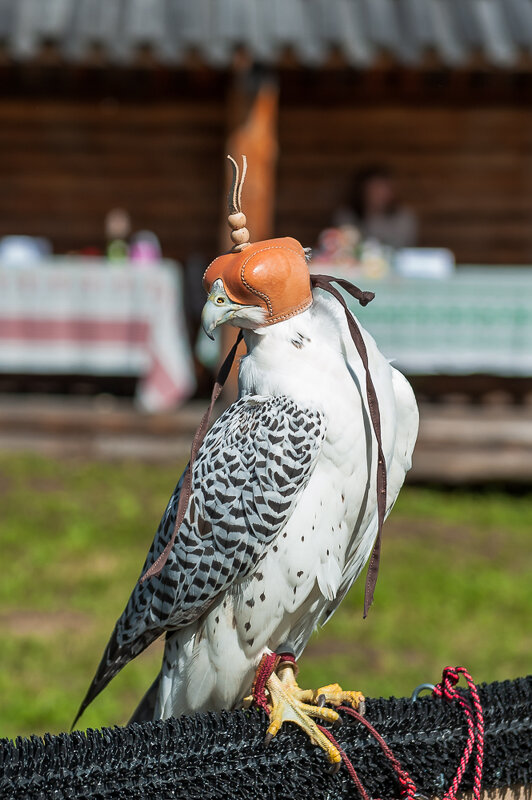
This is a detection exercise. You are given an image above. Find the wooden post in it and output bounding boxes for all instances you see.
[219,68,279,402]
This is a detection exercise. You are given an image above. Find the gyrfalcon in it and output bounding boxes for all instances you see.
[74,156,418,767]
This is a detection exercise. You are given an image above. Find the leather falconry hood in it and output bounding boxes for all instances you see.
[145,154,386,622]
[203,155,313,325]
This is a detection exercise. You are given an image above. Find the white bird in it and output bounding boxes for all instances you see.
[74,157,418,767]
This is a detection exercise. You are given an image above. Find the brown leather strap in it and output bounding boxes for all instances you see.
[140,329,244,583]
[311,274,386,618]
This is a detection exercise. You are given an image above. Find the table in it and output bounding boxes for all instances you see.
[326,267,532,376]
[0,258,196,411]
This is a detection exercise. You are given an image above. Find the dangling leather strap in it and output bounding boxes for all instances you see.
[142,275,386,616]
[311,274,386,618]
[140,329,244,583]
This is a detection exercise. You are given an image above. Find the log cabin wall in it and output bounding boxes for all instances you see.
[0,91,226,263]
[1,67,532,267]
[276,77,532,265]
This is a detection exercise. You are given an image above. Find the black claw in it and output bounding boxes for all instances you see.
[316,693,326,708]
[328,761,342,775]
[333,716,343,729]
[264,732,273,748]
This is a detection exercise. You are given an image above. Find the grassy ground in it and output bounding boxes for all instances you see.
[0,453,530,740]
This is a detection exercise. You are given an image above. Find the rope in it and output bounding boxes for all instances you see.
[433,666,485,800]
[325,706,418,800]
[318,726,373,799]
[320,666,485,800]
[253,658,486,800]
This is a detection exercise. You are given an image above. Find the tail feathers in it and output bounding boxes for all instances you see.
[71,626,159,730]
[127,672,162,725]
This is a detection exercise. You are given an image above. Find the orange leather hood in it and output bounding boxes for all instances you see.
[203,237,313,325]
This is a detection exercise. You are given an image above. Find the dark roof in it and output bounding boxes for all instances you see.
[1,0,532,69]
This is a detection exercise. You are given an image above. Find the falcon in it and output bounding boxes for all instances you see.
[74,156,418,767]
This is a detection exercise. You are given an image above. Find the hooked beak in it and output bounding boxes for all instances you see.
[201,296,239,340]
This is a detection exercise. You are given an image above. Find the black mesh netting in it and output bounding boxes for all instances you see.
[1,676,530,800]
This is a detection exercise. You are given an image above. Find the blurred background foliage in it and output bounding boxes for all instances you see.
[0,453,530,740]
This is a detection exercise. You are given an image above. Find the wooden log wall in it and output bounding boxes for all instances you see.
[1,77,532,267]
[0,100,225,262]
[276,104,532,264]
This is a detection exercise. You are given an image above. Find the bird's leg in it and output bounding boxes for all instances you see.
[264,662,342,768]
[260,655,365,769]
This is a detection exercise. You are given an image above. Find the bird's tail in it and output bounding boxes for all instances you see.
[127,672,162,725]
[71,626,158,731]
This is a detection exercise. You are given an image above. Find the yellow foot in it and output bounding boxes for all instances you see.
[264,664,365,771]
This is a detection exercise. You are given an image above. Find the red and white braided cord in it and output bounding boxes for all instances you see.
[252,657,484,800]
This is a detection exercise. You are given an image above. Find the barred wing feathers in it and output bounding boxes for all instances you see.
[73,395,326,726]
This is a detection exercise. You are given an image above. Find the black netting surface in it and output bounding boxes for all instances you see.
[1,677,530,799]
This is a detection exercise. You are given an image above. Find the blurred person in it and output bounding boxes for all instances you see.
[105,207,131,261]
[334,165,418,249]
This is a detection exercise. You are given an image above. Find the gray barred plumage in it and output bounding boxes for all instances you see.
[73,394,325,726]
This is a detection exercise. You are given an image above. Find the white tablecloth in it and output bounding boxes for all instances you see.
[0,259,196,411]
[325,267,532,376]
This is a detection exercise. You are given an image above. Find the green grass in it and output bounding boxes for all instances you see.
[0,453,530,740]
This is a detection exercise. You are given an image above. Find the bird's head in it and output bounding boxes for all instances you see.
[201,155,313,340]
[202,238,312,339]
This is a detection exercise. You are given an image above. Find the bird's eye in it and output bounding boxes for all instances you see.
[216,296,225,305]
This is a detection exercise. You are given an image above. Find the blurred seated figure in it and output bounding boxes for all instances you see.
[334,164,418,249]
[105,207,131,262]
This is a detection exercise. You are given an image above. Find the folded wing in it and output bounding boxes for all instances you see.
[73,394,326,727]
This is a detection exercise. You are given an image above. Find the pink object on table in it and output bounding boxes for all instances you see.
[129,231,162,265]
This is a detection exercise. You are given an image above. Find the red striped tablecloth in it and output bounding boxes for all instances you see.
[0,259,196,412]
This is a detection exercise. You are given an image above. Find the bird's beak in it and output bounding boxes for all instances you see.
[201,296,239,340]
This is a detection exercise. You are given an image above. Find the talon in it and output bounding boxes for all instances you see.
[333,715,343,728]
[358,699,366,716]
[328,760,342,775]
[342,690,365,710]
[255,659,364,769]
